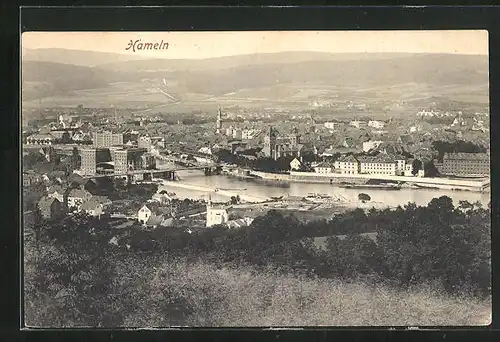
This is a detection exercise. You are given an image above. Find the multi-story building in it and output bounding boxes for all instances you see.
[80,148,97,176]
[314,161,335,174]
[92,131,124,148]
[113,150,129,174]
[112,147,149,174]
[334,155,360,175]
[262,126,303,160]
[357,155,397,176]
[437,152,490,177]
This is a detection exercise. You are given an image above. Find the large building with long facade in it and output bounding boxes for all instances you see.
[92,131,124,148]
[331,154,414,176]
[262,126,303,160]
[437,152,490,177]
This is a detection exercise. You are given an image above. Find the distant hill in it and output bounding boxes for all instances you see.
[173,53,489,96]
[21,51,489,105]
[21,61,116,100]
[22,48,145,67]
[99,51,414,72]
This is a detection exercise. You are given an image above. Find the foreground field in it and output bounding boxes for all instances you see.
[117,260,491,327]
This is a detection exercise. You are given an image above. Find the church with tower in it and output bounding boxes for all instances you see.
[262,126,303,160]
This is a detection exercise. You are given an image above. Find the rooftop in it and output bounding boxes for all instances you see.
[357,154,397,164]
[444,152,490,160]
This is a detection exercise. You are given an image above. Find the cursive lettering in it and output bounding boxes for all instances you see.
[126,39,169,53]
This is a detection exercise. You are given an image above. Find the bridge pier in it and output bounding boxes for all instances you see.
[163,171,176,181]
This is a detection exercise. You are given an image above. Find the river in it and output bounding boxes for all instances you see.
[159,170,491,209]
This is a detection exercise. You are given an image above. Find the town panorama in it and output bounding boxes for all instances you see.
[22,31,491,327]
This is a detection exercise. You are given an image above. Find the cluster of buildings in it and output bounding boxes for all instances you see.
[313,153,424,177]
[77,131,161,177]
[36,178,112,221]
[312,150,490,178]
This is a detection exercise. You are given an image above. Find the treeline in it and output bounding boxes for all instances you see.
[214,149,296,172]
[132,196,490,296]
[432,140,487,162]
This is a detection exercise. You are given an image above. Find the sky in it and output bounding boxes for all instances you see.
[22,30,488,59]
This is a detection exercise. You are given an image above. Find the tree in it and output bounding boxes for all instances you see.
[24,215,122,327]
[411,159,423,176]
[61,131,72,144]
[358,193,371,203]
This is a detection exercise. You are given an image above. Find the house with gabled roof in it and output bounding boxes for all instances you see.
[67,188,92,210]
[80,198,104,218]
[46,185,65,203]
[37,196,65,220]
[314,161,336,174]
[137,203,173,227]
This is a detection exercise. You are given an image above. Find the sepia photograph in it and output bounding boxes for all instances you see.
[21,30,491,327]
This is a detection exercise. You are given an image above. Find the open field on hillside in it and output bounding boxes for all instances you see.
[22,78,489,117]
[117,260,492,326]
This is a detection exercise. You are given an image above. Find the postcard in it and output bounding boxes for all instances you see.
[21,30,491,327]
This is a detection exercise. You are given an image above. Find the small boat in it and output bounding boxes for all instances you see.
[305,193,334,203]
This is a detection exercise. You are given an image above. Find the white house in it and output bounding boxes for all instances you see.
[324,122,340,130]
[368,120,385,129]
[138,204,154,224]
[198,146,213,155]
[206,200,229,227]
[137,203,173,227]
[289,158,302,171]
[314,161,335,174]
[404,162,414,176]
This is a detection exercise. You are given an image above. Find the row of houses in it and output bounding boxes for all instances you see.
[313,154,424,177]
[38,187,111,221]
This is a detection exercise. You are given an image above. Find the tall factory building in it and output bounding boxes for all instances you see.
[80,148,97,176]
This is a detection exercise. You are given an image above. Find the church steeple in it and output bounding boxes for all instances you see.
[216,106,222,134]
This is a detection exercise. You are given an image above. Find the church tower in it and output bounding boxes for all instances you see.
[263,126,277,159]
[216,106,222,134]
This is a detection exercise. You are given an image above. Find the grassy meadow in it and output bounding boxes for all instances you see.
[116,259,491,327]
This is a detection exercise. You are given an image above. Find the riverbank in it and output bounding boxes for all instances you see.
[247,170,490,193]
[158,180,270,203]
